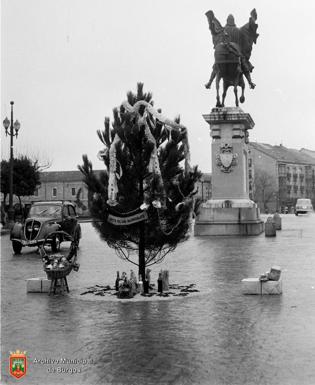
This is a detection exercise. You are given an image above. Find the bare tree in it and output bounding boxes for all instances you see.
[16,151,52,171]
[253,168,278,212]
[1,155,41,207]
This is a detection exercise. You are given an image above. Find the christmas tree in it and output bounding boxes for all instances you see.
[79,83,201,281]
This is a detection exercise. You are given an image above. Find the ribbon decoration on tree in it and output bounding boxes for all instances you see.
[98,99,192,213]
[107,133,122,206]
[122,100,192,174]
[136,104,195,234]
[138,110,165,208]
[137,111,162,176]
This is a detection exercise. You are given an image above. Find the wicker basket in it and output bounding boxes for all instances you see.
[45,264,73,280]
[41,230,78,281]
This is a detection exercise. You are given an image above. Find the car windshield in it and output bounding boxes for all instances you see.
[297,199,311,205]
[28,204,62,217]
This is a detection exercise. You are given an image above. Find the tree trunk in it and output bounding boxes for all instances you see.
[139,221,146,281]
[138,124,146,281]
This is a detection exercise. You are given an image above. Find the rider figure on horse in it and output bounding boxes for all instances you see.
[204,10,258,92]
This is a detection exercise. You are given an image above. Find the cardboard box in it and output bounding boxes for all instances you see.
[269,266,281,281]
[241,277,282,295]
[26,278,51,293]
[261,279,282,294]
[241,278,261,295]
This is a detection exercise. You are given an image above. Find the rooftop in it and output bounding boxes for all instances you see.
[300,148,315,159]
[200,172,211,181]
[249,143,315,165]
[40,170,103,183]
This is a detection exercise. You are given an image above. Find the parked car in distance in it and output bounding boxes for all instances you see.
[10,201,82,254]
[295,198,313,216]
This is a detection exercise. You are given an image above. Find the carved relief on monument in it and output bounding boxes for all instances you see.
[216,143,238,173]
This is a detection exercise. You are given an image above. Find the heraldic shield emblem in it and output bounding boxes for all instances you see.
[9,350,27,379]
[219,152,233,169]
[216,143,238,173]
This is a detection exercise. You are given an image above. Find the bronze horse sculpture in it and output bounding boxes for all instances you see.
[205,10,258,107]
[212,40,246,107]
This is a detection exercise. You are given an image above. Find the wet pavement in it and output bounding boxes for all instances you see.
[1,214,315,385]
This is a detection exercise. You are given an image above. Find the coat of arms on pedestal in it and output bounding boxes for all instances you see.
[216,143,238,173]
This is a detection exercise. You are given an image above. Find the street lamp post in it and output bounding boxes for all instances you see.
[3,101,21,226]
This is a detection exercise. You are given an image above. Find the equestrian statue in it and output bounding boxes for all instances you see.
[204,9,259,107]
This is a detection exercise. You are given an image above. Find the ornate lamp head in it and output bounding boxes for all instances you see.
[14,120,21,137]
[3,117,10,135]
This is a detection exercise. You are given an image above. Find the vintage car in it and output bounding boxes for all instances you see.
[295,198,313,215]
[10,201,82,254]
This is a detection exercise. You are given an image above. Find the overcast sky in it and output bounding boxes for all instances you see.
[2,0,315,172]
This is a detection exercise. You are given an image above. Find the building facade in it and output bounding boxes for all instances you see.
[18,170,102,216]
[249,143,315,212]
[12,169,210,215]
[195,173,212,202]
[5,143,315,216]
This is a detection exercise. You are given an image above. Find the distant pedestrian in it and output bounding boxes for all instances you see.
[1,204,7,226]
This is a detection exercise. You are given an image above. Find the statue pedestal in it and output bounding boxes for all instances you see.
[194,107,264,236]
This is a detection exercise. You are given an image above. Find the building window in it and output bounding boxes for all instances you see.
[293,185,298,194]
[71,187,76,196]
[279,177,286,187]
[287,186,291,195]
[300,186,304,195]
[278,164,286,177]
[52,187,57,197]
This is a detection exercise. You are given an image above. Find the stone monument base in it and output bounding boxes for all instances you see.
[194,199,264,236]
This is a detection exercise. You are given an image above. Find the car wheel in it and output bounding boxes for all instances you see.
[12,241,22,254]
[51,234,61,252]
